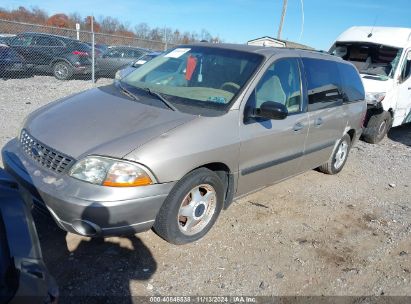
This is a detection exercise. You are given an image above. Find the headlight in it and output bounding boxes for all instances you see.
[114,70,122,80]
[69,156,155,187]
[365,92,385,105]
[18,117,29,139]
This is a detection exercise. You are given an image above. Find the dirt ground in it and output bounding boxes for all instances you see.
[1,76,410,302]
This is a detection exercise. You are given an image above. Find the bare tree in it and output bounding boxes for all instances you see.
[200,29,212,41]
[0,5,220,44]
[134,22,150,39]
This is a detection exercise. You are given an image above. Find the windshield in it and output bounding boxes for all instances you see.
[122,46,263,111]
[332,42,402,80]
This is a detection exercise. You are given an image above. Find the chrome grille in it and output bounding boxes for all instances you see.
[20,130,74,173]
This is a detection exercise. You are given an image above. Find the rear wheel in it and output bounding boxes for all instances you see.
[318,133,351,175]
[362,111,392,144]
[53,61,73,80]
[153,168,224,245]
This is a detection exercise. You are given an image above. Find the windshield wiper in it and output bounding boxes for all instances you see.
[142,88,178,111]
[360,71,389,80]
[118,82,140,101]
[360,71,382,76]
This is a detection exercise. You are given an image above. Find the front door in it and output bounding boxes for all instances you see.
[237,58,308,196]
[9,34,35,64]
[394,49,411,125]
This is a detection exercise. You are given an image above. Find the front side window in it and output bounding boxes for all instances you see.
[302,58,343,111]
[253,58,302,114]
[122,46,263,111]
[10,35,33,46]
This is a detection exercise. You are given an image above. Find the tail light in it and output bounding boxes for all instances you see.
[72,51,89,56]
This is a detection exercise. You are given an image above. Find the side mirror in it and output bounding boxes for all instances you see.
[256,101,288,120]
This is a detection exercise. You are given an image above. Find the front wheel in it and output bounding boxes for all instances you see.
[362,111,392,144]
[153,168,224,245]
[318,134,351,175]
[53,61,73,80]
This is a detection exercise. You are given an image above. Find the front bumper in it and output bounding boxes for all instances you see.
[0,63,28,73]
[2,138,175,237]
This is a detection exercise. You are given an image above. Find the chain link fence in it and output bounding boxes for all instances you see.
[0,19,173,82]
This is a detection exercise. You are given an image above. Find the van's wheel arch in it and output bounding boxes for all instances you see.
[362,110,392,144]
[153,168,224,245]
[318,133,351,175]
[52,61,73,80]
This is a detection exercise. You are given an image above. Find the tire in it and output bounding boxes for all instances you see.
[52,61,73,80]
[362,111,392,144]
[153,168,224,245]
[318,134,351,175]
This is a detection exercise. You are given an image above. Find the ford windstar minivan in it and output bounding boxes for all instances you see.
[2,44,366,244]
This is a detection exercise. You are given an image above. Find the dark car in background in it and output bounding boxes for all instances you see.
[96,45,149,77]
[0,44,28,77]
[0,170,58,304]
[85,42,108,55]
[8,32,94,80]
[115,51,162,80]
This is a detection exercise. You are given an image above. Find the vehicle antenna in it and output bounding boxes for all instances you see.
[368,15,378,38]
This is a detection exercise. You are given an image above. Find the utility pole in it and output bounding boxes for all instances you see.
[91,15,95,84]
[164,26,168,51]
[277,0,288,40]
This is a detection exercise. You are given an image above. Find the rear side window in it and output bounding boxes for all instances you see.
[338,63,365,102]
[302,58,343,111]
[70,42,90,52]
[34,36,63,47]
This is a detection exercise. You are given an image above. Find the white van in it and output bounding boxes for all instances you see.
[330,26,411,143]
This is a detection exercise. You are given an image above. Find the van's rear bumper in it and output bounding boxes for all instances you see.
[2,138,175,237]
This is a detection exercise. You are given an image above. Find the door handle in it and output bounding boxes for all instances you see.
[293,122,304,132]
[315,117,323,126]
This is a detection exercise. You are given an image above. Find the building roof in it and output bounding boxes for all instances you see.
[247,36,314,50]
[334,26,411,49]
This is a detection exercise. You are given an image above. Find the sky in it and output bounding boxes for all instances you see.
[1,0,411,50]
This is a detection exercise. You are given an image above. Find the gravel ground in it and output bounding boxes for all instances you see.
[1,76,410,301]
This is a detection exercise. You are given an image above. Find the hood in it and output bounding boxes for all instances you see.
[25,86,196,159]
[360,74,393,93]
